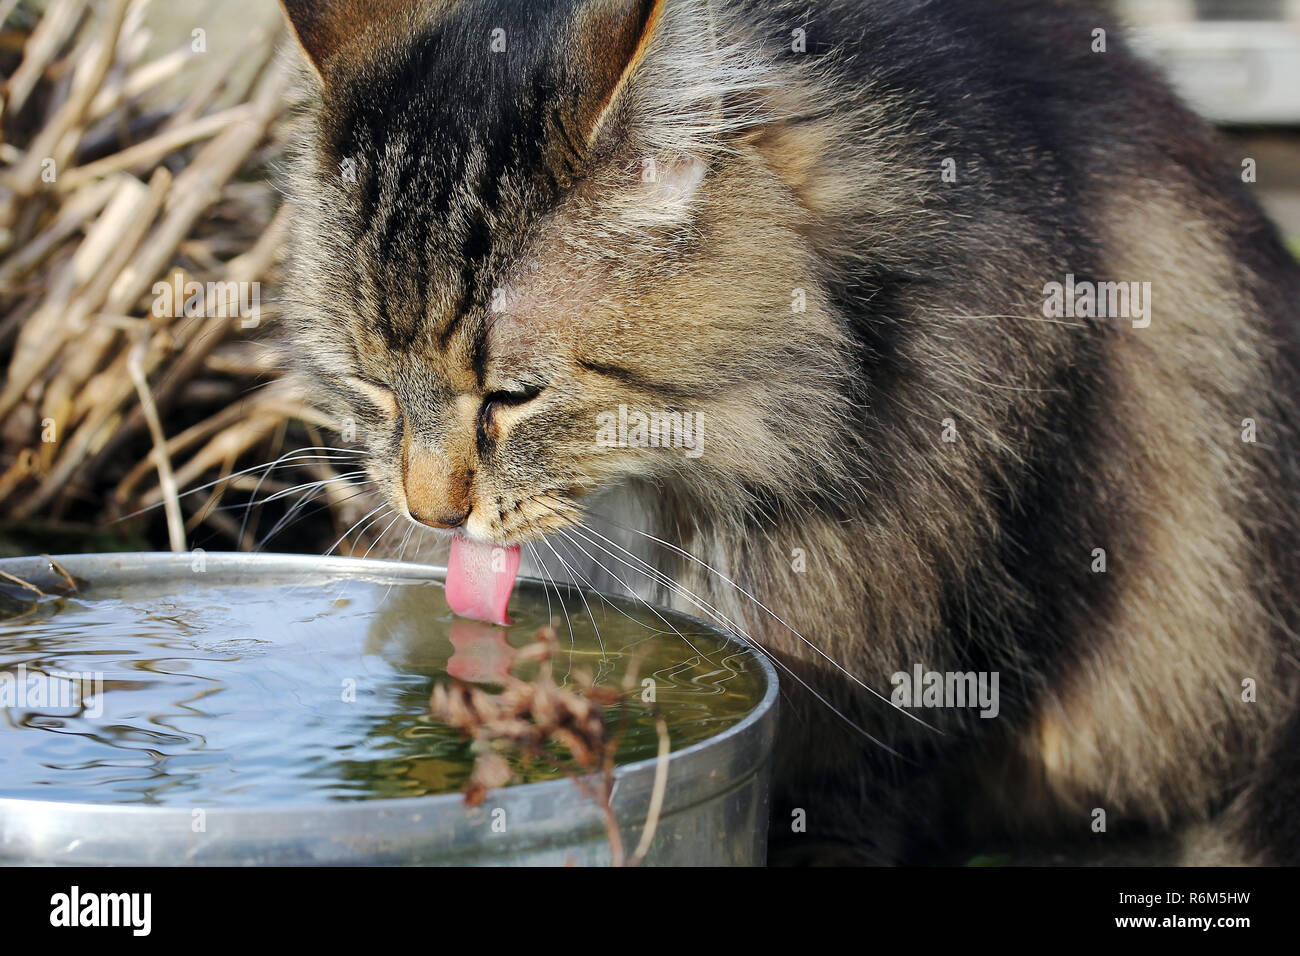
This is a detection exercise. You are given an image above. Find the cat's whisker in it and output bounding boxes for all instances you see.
[574,508,932,731]
[201,483,376,520]
[255,479,377,552]
[533,497,855,706]
[253,483,376,528]
[537,535,606,661]
[244,474,370,539]
[377,523,421,603]
[553,527,703,651]
[115,448,365,523]
[559,519,910,752]
[325,504,390,557]
[253,471,370,509]
[362,513,405,561]
[550,526,738,689]
[255,483,329,552]
[523,540,554,626]
[525,539,579,679]
[239,447,368,545]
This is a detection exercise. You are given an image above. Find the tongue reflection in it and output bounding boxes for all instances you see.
[445,534,521,626]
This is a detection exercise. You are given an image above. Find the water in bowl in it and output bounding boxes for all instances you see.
[0,566,765,806]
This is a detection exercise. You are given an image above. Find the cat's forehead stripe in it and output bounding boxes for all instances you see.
[330,2,580,366]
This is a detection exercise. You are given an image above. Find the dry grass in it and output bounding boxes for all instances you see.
[0,0,370,556]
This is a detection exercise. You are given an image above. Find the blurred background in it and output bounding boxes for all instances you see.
[1,0,1299,561]
[1119,0,1300,239]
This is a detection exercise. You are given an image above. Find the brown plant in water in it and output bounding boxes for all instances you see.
[431,625,670,867]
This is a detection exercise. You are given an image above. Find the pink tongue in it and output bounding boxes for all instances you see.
[446,534,521,626]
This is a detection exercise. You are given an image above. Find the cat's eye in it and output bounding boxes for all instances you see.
[345,376,399,419]
[479,383,545,437]
[482,383,545,415]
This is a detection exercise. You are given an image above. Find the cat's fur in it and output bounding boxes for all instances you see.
[279,0,1300,864]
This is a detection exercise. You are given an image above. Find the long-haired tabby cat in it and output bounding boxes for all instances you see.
[277,0,1300,865]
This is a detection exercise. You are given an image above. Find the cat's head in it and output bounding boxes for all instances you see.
[280,0,856,546]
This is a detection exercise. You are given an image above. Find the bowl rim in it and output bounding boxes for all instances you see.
[0,551,780,825]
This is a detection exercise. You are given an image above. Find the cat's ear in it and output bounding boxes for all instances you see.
[570,0,669,146]
[280,0,348,77]
[279,0,413,79]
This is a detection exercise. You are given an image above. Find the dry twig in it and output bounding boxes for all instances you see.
[0,2,356,552]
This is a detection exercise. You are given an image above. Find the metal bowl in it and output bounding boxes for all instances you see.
[0,553,777,866]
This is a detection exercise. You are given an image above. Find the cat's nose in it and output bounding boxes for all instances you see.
[410,506,470,530]
[402,440,473,531]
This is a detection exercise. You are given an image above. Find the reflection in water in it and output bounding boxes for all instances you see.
[0,571,763,807]
[447,620,515,684]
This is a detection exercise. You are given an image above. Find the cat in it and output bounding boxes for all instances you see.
[278,0,1300,865]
